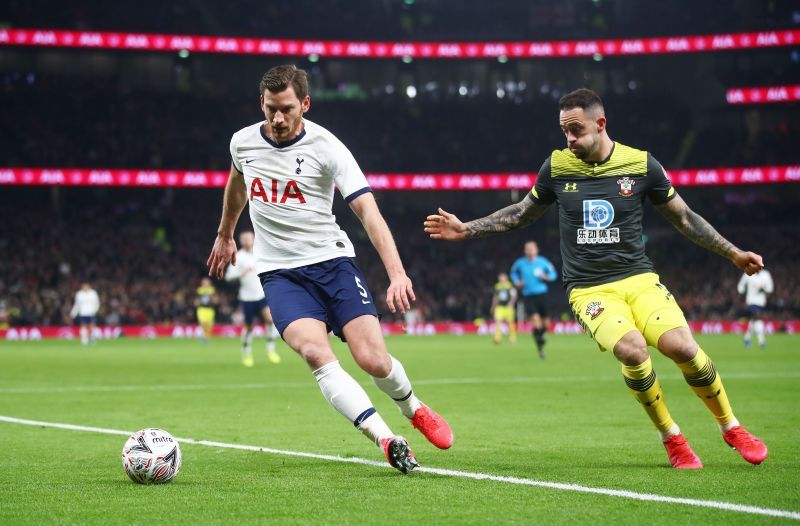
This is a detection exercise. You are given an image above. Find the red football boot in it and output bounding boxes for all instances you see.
[380,436,419,474]
[411,403,454,449]
[662,434,703,469]
[723,426,768,465]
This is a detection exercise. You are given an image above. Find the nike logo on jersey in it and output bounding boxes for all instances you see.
[245,159,254,164]
[361,299,371,305]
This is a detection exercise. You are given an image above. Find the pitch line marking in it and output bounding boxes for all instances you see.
[0,414,798,521]
[0,371,798,394]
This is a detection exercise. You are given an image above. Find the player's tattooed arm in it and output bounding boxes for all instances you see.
[425,197,550,241]
[655,193,764,275]
[655,194,736,257]
[464,198,549,238]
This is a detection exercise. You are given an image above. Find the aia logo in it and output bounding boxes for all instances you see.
[295,157,304,174]
[250,177,306,204]
[585,301,605,320]
[617,177,636,197]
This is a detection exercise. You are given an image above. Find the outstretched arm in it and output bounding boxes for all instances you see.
[349,192,415,314]
[424,196,550,241]
[207,164,247,279]
[655,193,763,275]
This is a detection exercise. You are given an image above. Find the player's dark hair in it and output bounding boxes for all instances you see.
[558,88,604,112]
[259,65,309,100]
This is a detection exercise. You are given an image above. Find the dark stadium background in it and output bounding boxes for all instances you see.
[1,0,798,331]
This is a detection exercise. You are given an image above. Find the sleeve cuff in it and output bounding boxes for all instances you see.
[344,186,372,204]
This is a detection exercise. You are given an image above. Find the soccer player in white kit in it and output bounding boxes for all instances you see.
[70,282,100,346]
[737,269,774,349]
[225,231,281,366]
[207,65,453,474]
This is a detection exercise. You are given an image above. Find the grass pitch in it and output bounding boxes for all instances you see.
[0,333,798,525]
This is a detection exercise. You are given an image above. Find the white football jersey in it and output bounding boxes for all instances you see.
[71,289,100,317]
[737,270,773,307]
[225,248,266,301]
[230,119,370,273]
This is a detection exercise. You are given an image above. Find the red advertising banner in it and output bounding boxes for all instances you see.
[1,28,796,59]
[1,321,797,341]
[1,166,798,190]
[726,85,800,104]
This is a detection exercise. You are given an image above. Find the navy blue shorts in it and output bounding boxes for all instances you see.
[77,315,97,325]
[747,304,766,317]
[241,298,269,324]
[259,257,378,339]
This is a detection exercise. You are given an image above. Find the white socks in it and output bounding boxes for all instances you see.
[241,328,254,352]
[754,320,765,346]
[373,357,423,419]
[313,360,393,445]
[265,323,277,352]
[745,320,766,347]
[721,418,740,432]
[242,325,278,353]
[658,423,681,441]
[79,326,89,346]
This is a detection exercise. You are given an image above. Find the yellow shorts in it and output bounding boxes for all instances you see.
[494,305,515,323]
[569,272,688,352]
[196,307,216,326]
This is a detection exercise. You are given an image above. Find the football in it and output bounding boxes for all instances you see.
[121,428,182,484]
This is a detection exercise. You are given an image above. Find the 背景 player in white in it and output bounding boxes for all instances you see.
[207,65,453,474]
[70,282,100,346]
[737,269,774,349]
[225,231,281,366]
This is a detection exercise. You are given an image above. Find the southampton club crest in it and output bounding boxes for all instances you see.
[617,177,636,197]
[586,301,605,320]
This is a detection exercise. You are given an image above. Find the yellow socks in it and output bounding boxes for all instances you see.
[677,348,735,427]
[622,357,675,433]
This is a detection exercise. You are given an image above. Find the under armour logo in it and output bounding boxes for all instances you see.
[564,182,578,192]
[295,157,304,174]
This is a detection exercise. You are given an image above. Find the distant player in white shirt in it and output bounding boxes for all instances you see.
[70,282,100,346]
[737,269,773,348]
[225,231,280,366]
[207,65,452,474]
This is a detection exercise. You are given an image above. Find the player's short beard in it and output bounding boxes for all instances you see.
[574,136,600,160]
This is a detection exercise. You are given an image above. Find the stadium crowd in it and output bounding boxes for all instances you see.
[1,187,797,328]
[2,76,798,174]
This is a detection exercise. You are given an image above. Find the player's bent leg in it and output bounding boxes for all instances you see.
[284,318,411,468]
[658,328,768,464]
[659,327,735,427]
[615,330,701,468]
[343,315,454,450]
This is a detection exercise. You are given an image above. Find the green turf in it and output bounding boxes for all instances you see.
[0,334,798,525]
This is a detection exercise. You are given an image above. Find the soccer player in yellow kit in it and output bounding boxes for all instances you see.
[425,88,767,469]
[491,272,517,345]
[195,277,217,343]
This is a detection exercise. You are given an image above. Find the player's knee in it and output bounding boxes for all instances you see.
[657,328,698,362]
[295,341,335,369]
[612,332,649,366]
[362,354,392,377]
[351,346,391,376]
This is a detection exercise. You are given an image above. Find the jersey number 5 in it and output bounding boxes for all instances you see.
[354,276,370,304]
